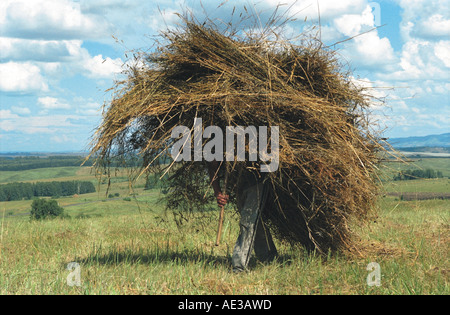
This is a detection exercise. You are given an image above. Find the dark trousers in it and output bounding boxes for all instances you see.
[232,180,277,272]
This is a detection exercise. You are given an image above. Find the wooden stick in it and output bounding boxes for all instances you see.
[215,205,225,246]
[215,164,229,246]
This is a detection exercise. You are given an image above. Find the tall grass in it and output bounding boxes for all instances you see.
[0,192,448,294]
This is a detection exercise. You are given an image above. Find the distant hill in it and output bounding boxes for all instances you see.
[0,151,88,158]
[397,146,450,153]
[388,133,450,149]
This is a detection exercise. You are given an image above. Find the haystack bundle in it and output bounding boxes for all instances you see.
[90,13,384,255]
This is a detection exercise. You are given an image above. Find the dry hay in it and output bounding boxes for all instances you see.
[89,11,387,255]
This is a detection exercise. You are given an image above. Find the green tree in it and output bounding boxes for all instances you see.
[30,198,65,220]
[79,181,95,194]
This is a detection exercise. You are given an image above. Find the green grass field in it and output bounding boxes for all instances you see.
[0,167,83,184]
[380,157,450,178]
[0,159,448,295]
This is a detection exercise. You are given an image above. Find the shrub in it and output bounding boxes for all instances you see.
[394,168,444,181]
[30,198,65,220]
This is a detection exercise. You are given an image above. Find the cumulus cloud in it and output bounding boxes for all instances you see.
[83,54,123,78]
[434,40,450,68]
[38,96,71,110]
[416,14,450,39]
[345,32,396,69]
[332,5,396,70]
[0,37,78,62]
[391,39,449,80]
[0,0,110,40]
[0,61,48,92]
[1,39,124,83]
[370,1,448,109]
[0,0,448,145]
[47,40,124,78]
[333,5,375,37]
[398,0,450,41]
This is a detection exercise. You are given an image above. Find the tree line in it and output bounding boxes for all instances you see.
[393,168,444,181]
[0,154,170,172]
[0,156,93,171]
[0,180,96,201]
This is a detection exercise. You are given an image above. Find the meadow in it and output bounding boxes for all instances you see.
[0,159,448,295]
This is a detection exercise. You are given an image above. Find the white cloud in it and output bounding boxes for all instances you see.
[348,32,396,68]
[23,39,125,79]
[11,106,31,115]
[397,0,450,41]
[38,96,71,110]
[79,0,133,13]
[0,109,19,119]
[392,99,409,111]
[0,37,78,62]
[0,114,78,134]
[78,101,102,116]
[0,120,16,132]
[317,24,343,43]
[391,39,449,80]
[333,5,374,37]
[264,0,367,22]
[39,62,62,76]
[391,0,450,82]
[83,55,123,78]
[51,134,72,143]
[417,14,450,38]
[0,0,448,146]
[0,0,110,40]
[0,61,48,92]
[0,37,124,81]
[0,36,125,86]
[332,5,396,70]
[147,7,180,32]
[435,83,450,95]
[434,40,450,68]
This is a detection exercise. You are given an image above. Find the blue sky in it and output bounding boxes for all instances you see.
[0,0,449,152]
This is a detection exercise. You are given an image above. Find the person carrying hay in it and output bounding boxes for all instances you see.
[88,12,386,268]
[207,161,278,273]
